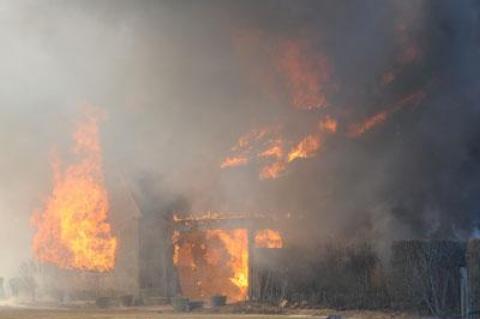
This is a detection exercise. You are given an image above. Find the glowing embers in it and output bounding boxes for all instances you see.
[173,229,249,302]
[255,229,283,249]
[31,108,117,272]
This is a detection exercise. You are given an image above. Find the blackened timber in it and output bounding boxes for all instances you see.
[173,214,277,233]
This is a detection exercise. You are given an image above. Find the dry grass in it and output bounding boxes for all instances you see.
[0,308,423,319]
[0,308,308,319]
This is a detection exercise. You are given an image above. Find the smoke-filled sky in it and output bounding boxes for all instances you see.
[2,0,480,277]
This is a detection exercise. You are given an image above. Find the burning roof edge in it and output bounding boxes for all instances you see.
[173,211,283,232]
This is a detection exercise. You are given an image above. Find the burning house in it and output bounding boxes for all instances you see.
[3,1,480,318]
[27,110,285,303]
[26,110,141,301]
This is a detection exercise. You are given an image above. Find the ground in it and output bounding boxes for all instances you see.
[0,308,421,319]
[0,309,312,319]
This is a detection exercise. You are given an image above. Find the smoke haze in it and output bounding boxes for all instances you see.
[1,0,480,277]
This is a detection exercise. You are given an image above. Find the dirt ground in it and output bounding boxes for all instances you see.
[0,307,421,319]
[0,309,311,319]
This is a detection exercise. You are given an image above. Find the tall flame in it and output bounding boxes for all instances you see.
[31,108,117,272]
[207,229,248,295]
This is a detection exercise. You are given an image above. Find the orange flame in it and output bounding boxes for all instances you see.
[173,229,248,302]
[31,108,117,272]
[347,110,389,138]
[347,90,425,138]
[287,135,321,162]
[319,116,338,134]
[221,156,248,168]
[233,128,270,152]
[208,229,248,296]
[255,229,283,249]
[221,128,274,169]
[259,139,284,159]
[260,160,287,180]
[222,128,326,179]
[276,39,331,110]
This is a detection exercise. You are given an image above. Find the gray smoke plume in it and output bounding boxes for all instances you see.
[1,0,480,277]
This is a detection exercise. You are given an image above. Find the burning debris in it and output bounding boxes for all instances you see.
[173,228,249,302]
[221,84,426,179]
[171,212,284,303]
[1,1,480,318]
[221,6,431,181]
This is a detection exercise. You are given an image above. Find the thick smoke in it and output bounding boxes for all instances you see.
[1,0,480,277]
